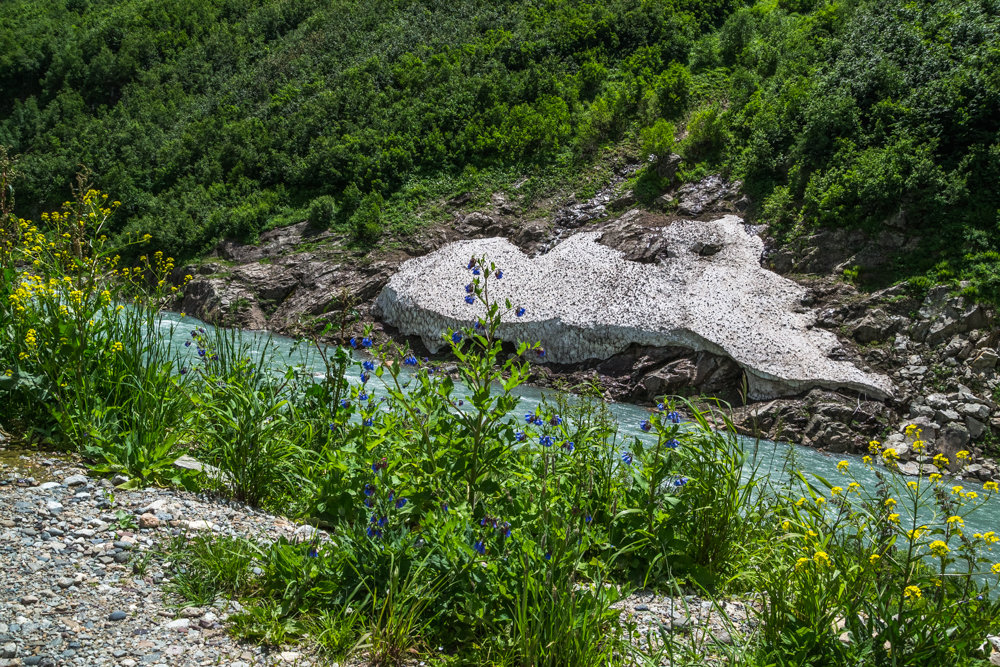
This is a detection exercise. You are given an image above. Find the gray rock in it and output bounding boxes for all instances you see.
[971,349,999,372]
[108,611,127,621]
[966,416,987,440]
[62,475,87,487]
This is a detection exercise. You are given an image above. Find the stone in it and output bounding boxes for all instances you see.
[926,393,951,410]
[108,611,127,622]
[138,513,160,529]
[2,642,16,658]
[852,309,894,344]
[186,520,212,531]
[62,475,87,487]
[165,619,189,631]
[37,482,61,491]
[376,215,892,400]
[958,403,990,420]
[966,416,987,440]
[971,349,999,372]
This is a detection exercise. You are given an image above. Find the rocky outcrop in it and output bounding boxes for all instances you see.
[375,212,892,401]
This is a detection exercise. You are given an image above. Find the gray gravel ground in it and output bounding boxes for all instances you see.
[0,451,326,667]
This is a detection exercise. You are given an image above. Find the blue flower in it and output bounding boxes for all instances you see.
[537,348,546,358]
[562,441,575,453]
[550,415,562,426]
[495,270,503,279]
[622,452,633,465]
[364,497,374,508]
[190,330,197,338]
[364,484,375,497]
[516,307,526,317]
[403,354,417,366]
[640,420,652,432]
[366,525,382,539]
[340,399,350,408]
[464,295,475,305]
[585,514,593,524]
[540,435,555,447]
[533,416,544,426]
[307,546,319,558]
[674,477,688,487]
[465,283,474,294]
[363,360,376,371]
[395,498,407,509]
[472,268,480,275]
[525,413,535,423]
[180,367,188,375]
[198,348,206,357]
[515,430,527,442]
[360,371,371,383]
[451,332,462,344]
[473,539,486,555]
[666,411,681,424]
[363,417,373,427]
[499,522,511,538]
[328,423,335,431]
[359,392,368,401]
[362,337,373,348]
[657,402,665,411]
[467,258,476,270]
[544,551,551,561]
[457,400,464,406]
[184,341,191,347]
[665,439,679,449]
[441,503,449,512]
[349,337,357,348]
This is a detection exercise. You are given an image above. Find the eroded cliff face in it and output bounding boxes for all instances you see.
[374,214,892,401]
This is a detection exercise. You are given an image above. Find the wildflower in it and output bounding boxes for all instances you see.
[349,337,357,348]
[985,481,999,493]
[881,448,899,463]
[360,371,371,383]
[585,514,593,525]
[395,498,407,509]
[946,515,964,529]
[537,348,546,358]
[363,418,373,427]
[966,491,979,499]
[473,539,486,555]
[888,513,900,524]
[307,546,319,558]
[364,484,375,497]
[464,295,475,305]
[403,354,418,366]
[451,332,462,344]
[930,473,942,483]
[514,430,526,442]
[639,419,652,432]
[441,503,449,512]
[467,258,476,270]
[781,520,790,531]
[516,307,526,317]
[831,486,843,497]
[836,460,849,472]
[525,413,535,423]
[371,458,387,473]
[665,439,679,449]
[993,563,1000,575]
[472,268,480,275]
[562,441,575,453]
[363,360,376,371]
[544,551,551,561]
[674,477,688,487]
[907,527,926,541]
[794,557,811,571]
[359,392,368,401]
[862,455,873,465]
[952,485,964,495]
[180,367,188,375]
[656,403,665,411]
[904,585,922,601]
[795,497,806,507]
[806,530,818,539]
[815,497,826,505]
[911,439,925,453]
[495,270,503,279]
[868,440,882,453]
[985,532,1000,544]
[362,337,373,348]
[340,399,350,408]
[848,482,861,493]
[539,435,554,447]
[666,411,681,424]
[929,540,949,558]
[932,453,949,469]
[907,481,918,490]
[869,553,881,565]
[550,415,562,426]
[622,452,633,465]
[814,551,831,567]
[885,498,897,508]
[956,450,970,461]
[465,283,474,294]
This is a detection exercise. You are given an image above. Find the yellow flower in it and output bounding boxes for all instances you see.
[869,553,881,565]
[888,513,901,524]
[862,455,873,465]
[795,556,811,571]
[884,498,897,508]
[781,520,791,531]
[932,453,950,469]
[904,585,922,601]
[956,450,970,461]
[795,497,806,507]
[992,563,1000,575]
[814,551,831,567]
[806,530,819,539]
[929,473,942,484]
[952,485,964,495]
[836,460,849,472]
[868,440,882,453]
[907,527,927,541]
[965,491,979,500]
[848,482,860,493]
[984,532,999,544]
[907,481,918,490]
[929,540,949,558]
[946,515,964,528]
[831,486,843,497]
[985,481,999,493]
[815,496,826,505]
[882,448,899,464]
[911,439,925,453]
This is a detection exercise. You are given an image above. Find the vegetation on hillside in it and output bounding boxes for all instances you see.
[3,0,998,300]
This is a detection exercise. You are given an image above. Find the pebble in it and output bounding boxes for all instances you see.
[108,611,127,621]
[63,474,88,487]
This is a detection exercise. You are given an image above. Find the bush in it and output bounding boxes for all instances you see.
[307,195,336,228]
[349,191,384,245]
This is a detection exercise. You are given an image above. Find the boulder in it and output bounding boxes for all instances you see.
[971,349,999,372]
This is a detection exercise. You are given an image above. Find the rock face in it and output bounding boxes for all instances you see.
[375,213,892,401]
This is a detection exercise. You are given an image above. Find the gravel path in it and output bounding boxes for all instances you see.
[0,450,325,667]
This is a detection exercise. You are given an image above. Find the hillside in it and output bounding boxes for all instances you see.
[2,0,999,300]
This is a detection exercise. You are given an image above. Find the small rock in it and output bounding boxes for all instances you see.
[63,474,88,487]
[108,611,127,621]
[165,618,190,631]
[186,520,212,531]
[37,482,61,491]
[138,513,160,529]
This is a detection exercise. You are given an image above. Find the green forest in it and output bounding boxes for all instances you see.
[2,0,999,297]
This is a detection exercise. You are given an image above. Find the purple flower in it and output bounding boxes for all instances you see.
[180,367,188,375]
[372,458,387,473]
[516,307,525,317]
[464,295,475,305]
